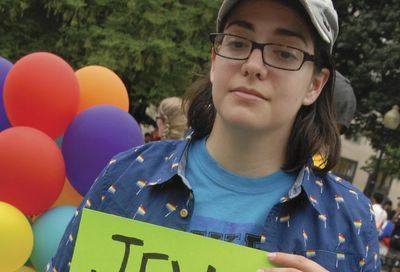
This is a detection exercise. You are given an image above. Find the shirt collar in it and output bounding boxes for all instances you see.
[145,131,193,188]
[147,134,325,215]
[285,162,326,215]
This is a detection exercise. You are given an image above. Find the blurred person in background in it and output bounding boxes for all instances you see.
[373,192,388,231]
[156,96,188,140]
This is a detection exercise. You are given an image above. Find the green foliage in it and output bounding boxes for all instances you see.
[335,0,400,179]
[0,0,220,104]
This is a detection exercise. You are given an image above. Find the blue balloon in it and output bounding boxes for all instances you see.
[55,135,64,150]
[0,57,13,131]
[62,105,144,196]
[30,206,77,272]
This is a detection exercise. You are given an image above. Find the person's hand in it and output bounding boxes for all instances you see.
[257,252,328,272]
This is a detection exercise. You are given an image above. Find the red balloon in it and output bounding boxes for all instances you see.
[0,127,65,215]
[3,52,79,139]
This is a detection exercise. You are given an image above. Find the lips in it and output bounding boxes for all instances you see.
[231,87,267,101]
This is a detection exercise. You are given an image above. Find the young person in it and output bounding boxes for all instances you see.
[156,96,188,140]
[372,192,388,231]
[49,0,380,271]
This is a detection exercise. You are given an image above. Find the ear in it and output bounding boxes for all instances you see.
[302,68,330,106]
[210,48,216,84]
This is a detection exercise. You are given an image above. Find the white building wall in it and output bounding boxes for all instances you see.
[340,135,400,205]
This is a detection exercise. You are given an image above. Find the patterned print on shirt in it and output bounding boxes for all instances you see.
[136,180,146,195]
[306,250,316,258]
[318,214,327,229]
[349,189,359,200]
[165,202,177,217]
[354,220,362,235]
[335,195,344,209]
[279,215,290,227]
[359,258,366,271]
[315,179,323,194]
[303,230,308,248]
[336,253,345,268]
[280,196,289,203]
[309,196,318,206]
[136,154,144,163]
[107,185,116,194]
[337,233,345,249]
[133,204,146,219]
[84,199,91,208]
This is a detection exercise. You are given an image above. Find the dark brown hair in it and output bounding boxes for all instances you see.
[183,0,340,174]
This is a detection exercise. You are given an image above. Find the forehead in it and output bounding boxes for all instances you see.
[224,0,314,46]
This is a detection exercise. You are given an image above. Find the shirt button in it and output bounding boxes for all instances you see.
[179,208,189,218]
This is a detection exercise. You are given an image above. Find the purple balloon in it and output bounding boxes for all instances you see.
[62,105,144,195]
[0,57,13,131]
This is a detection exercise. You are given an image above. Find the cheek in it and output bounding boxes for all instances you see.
[274,81,309,112]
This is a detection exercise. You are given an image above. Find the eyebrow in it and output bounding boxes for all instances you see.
[274,27,308,46]
[225,20,308,46]
[225,20,255,31]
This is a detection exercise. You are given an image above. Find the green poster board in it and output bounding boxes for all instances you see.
[70,209,274,271]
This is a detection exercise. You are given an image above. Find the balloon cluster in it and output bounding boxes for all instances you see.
[0,53,144,271]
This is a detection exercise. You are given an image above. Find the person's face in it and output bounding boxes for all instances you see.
[210,0,329,134]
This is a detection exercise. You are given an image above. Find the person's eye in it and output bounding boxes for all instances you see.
[274,49,299,61]
[225,38,249,49]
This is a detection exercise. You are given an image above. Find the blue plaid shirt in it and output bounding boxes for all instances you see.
[49,137,380,272]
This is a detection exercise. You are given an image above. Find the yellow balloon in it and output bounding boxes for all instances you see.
[14,266,36,272]
[0,202,33,272]
[75,65,129,113]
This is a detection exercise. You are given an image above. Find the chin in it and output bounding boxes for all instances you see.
[222,113,268,131]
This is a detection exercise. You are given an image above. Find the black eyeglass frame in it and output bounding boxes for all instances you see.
[209,33,316,71]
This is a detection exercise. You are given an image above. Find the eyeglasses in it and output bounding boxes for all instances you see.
[209,33,316,71]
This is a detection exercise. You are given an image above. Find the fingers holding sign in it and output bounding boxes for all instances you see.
[257,252,328,272]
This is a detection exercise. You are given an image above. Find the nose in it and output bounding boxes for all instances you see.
[241,48,268,80]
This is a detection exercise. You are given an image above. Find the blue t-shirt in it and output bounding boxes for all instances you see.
[186,138,295,247]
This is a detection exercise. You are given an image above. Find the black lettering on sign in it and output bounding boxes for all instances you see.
[171,260,181,272]
[92,234,218,272]
[112,234,144,272]
[140,253,169,272]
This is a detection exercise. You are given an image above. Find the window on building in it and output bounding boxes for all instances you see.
[375,172,394,197]
[332,157,358,183]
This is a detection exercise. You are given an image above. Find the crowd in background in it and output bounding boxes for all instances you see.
[374,192,400,271]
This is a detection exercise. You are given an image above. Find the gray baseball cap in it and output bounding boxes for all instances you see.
[217,0,339,51]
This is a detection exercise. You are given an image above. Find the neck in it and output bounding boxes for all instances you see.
[206,117,291,177]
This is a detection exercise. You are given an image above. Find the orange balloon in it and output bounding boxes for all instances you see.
[3,52,80,139]
[75,65,129,113]
[51,178,83,208]
[0,127,65,215]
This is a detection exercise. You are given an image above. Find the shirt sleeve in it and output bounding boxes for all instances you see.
[364,208,382,271]
[46,158,122,272]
